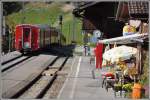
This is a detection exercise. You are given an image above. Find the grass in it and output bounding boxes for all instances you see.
[6,2,83,45]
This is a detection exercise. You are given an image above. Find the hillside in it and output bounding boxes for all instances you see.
[6,2,83,44]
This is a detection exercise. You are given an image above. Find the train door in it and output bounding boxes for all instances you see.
[22,27,31,50]
[31,28,34,50]
[31,27,39,51]
[43,30,45,47]
[49,29,51,44]
[40,29,43,48]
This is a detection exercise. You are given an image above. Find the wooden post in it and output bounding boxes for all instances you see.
[136,43,142,76]
[139,44,142,75]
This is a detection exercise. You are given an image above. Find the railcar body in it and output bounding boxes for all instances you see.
[15,24,58,53]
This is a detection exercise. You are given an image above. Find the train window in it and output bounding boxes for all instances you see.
[23,28,30,38]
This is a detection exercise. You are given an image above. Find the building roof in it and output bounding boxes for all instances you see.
[73,2,118,18]
[75,2,99,10]
[128,1,149,15]
[116,1,149,21]
[98,33,148,44]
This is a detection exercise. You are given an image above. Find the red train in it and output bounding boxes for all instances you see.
[15,24,59,53]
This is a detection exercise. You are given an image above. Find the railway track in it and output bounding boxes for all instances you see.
[2,55,58,98]
[2,55,70,99]
[1,55,34,72]
[18,57,69,99]
[2,45,75,99]
[2,55,23,65]
[43,57,73,99]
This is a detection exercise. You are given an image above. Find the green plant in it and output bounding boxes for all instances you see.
[124,91,132,98]
[122,83,133,92]
[114,83,122,91]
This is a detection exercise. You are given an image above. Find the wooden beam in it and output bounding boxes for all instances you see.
[136,43,142,75]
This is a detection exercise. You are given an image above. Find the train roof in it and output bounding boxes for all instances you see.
[35,24,50,29]
[15,24,58,31]
[15,24,38,28]
[36,24,58,31]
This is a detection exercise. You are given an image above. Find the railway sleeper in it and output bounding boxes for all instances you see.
[2,72,41,99]
[57,71,68,76]
[42,69,58,76]
[2,56,58,99]
[49,66,60,69]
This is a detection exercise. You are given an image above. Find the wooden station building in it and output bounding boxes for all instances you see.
[73,1,148,39]
[73,1,149,75]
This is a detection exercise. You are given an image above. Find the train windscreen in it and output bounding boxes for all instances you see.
[23,28,30,38]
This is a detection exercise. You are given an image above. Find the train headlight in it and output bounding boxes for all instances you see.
[24,42,30,48]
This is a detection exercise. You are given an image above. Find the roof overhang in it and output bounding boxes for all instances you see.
[98,33,148,44]
[76,2,99,10]
[116,1,149,21]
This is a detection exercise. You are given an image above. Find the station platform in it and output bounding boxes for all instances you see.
[58,56,116,100]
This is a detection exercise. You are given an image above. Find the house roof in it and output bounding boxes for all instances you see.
[116,1,149,21]
[73,2,118,18]
[75,2,98,10]
[128,1,149,15]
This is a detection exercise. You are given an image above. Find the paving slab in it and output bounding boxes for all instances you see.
[58,56,116,100]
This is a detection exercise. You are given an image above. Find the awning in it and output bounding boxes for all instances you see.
[103,45,137,63]
[98,33,148,44]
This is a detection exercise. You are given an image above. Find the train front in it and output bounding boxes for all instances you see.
[15,25,32,53]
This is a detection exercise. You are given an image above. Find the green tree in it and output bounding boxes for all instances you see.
[3,2,23,16]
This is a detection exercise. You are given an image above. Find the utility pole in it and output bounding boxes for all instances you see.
[72,14,76,42]
[0,3,3,88]
[59,14,63,45]
[2,2,5,55]
[68,23,70,44]
[8,25,11,52]
[0,2,2,98]
[72,2,77,43]
[22,2,25,24]
[3,16,5,36]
